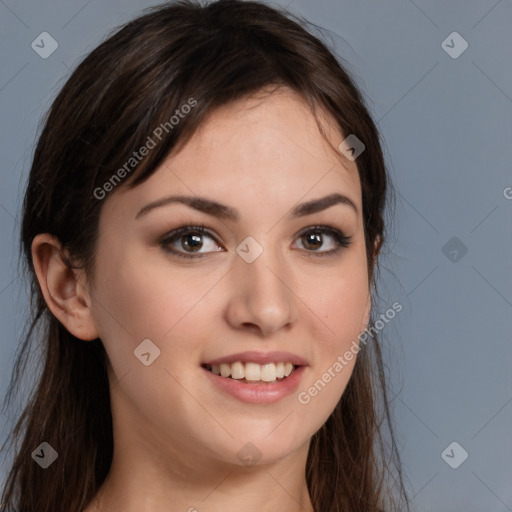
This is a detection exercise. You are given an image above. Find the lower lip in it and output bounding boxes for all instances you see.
[201,365,306,404]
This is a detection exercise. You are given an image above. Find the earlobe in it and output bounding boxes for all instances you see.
[31,234,99,341]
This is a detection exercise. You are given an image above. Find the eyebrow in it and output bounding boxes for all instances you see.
[135,192,358,221]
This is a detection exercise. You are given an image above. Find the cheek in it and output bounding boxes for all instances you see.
[89,245,227,381]
[307,260,369,344]
[93,246,198,337]
[296,269,368,418]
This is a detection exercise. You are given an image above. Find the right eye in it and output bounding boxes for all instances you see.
[159,225,225,259]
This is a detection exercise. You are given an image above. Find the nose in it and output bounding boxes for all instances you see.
[224,243,298,337]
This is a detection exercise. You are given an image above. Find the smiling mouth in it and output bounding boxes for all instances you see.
[201,362,299,384]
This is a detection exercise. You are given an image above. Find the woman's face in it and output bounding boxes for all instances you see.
[87,88,371,470]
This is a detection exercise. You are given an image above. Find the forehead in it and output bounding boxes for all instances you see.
[108,89,362,222]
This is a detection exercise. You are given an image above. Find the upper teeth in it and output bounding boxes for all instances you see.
[208,362,295,382]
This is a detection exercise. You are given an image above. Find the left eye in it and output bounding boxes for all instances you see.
[159,225,351,259]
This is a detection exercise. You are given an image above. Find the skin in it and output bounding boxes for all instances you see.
[32,88,374,512]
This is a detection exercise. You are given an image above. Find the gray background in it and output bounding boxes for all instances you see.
[1,0,511,510]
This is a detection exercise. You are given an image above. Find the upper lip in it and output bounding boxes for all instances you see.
[202,351,308,366]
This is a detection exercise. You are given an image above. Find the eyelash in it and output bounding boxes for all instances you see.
[159,224,352,259]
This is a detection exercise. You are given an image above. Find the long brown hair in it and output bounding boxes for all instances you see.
[1,1,410,511]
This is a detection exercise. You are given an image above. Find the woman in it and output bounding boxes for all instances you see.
[1,1,410,511]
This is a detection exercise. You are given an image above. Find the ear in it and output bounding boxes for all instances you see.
[373,234,383,259]
[360,236,380,332]
[360,291,371,333]
[31,233,99,341]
